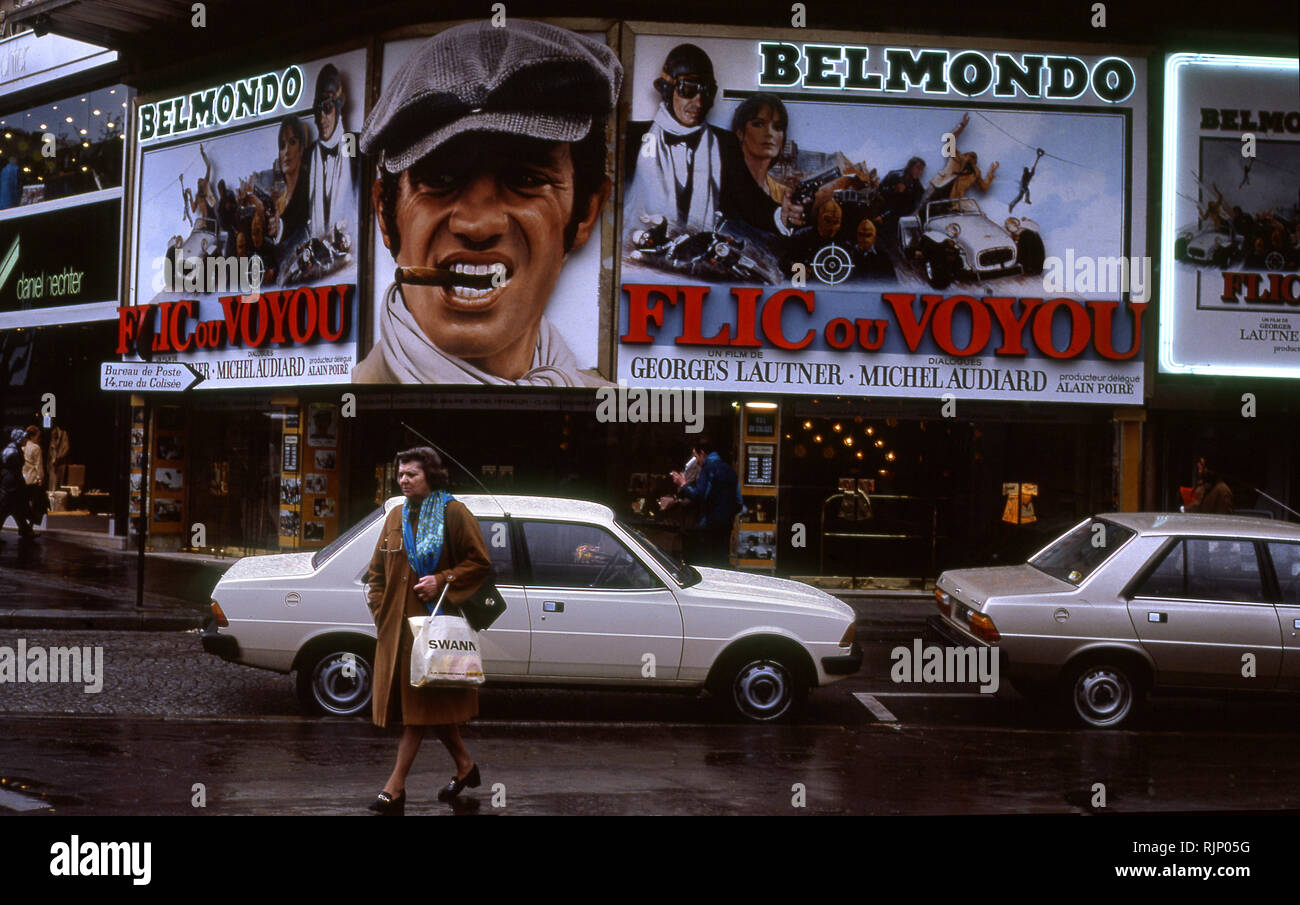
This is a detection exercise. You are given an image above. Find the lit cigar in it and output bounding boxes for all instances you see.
[395,265,501,289]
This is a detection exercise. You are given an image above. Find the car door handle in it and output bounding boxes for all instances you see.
[543,601,564,613]
[1147,612,1167,623]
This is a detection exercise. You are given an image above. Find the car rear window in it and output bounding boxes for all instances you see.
[312,505,384,569]
[1029,518,1135,585]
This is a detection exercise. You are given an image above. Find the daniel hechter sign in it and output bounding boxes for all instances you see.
[100,361,205,391]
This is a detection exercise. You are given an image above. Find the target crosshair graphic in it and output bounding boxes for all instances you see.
[812,244,853,285]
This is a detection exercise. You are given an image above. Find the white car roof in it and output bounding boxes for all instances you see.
[1100,512,1300,540]
[384,494,615,522]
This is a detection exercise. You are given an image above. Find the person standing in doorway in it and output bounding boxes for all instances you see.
[1,429,36,543]
[22,426,46,531]
[363,446,492,814]
[673,437,740,568]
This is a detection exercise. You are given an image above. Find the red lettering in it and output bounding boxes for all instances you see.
[1285,275,1300,303]
[620,284,673,343]
[263,291,290,343]
[1221,272,1244,302]
[1090,301,1146,360]
[1032,298,1091,359]
[315,285,351,342]
[760,289,816,350]
[153,302,175,352]
[676,285,729,345]
[856,319,888,350]
[731,287,763,347]
[884,294,943,352]
[220,296,242,345]
[825,317,854,349]
[115,305,148,354]
[168,299,194,352]
[289,288,316,343]
[931,295,991,356]
[241,295,269,347]
[987,297,1041,356]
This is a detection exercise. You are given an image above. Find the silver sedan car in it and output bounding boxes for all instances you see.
[930,513,1300,728]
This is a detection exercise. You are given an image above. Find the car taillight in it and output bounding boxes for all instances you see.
[967,611,1000,642]
[210,600,228,628]
[935,589,951,617]
[839,622,856,647]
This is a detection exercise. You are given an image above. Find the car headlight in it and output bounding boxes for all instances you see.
[945,223,961,239]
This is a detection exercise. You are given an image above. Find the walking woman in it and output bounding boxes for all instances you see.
[364,446,491,814]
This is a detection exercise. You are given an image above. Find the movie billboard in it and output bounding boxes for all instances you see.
[358,22,619,386]
[1159,53,1300,378]
[123,49,365,388]
[618,29,1149,403]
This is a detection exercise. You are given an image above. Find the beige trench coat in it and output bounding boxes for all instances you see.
[365,499,491,728]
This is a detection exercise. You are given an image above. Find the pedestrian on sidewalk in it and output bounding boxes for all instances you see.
[363,446,492,815]
[673,437,741,568]
[23,426,47,531]
[1,428,36,543]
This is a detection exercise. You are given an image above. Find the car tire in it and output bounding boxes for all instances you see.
[1017,230,1045,275]
[717,653,806,722]
[922,246,954,290]
[296,642,374,717]
[1061,660,1144,729]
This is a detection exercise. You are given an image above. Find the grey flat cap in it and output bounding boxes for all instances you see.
[362,20,623,173]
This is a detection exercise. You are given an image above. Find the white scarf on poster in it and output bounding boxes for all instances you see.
[631,103,722,230]
[376,283,589,387]
[307,127,354,238]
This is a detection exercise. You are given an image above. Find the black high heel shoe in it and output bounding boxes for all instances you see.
[367,790,405,815]
[437,764,481,802]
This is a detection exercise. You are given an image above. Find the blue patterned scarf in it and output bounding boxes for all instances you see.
[401,490,455,587]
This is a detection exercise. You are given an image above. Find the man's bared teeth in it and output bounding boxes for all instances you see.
[448,262,510,279]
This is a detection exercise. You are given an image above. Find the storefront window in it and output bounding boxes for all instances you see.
[0,84,131,209]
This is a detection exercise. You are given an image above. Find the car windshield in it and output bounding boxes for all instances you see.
[1029,518,1135,585]
[929,198,980,217]
[618,520,701,587]
[312,505,385,569]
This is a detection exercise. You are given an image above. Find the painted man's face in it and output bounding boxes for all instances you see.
[316,89,343,142]
[817,201,842,239]
[670,76,707,127]
[856,218,877,251]
[376,134,602,379]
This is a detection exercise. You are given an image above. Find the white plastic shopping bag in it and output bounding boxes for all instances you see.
[408,584,485,687]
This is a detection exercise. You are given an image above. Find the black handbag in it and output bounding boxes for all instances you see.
[459,572,507,632]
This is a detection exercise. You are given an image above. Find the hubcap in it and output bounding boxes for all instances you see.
[734,660,791,720]
[1074,667,1131,725]
[313,652,371,715]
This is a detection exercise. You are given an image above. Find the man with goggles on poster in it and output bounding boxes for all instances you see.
[306,64,357,239]
[626,44,729,230]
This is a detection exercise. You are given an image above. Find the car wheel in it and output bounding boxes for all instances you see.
[1017,230,1045,275]
[1062,661,1142,729]
[922,248,953,290]
[726,656,803,722]
[296,644,374,717]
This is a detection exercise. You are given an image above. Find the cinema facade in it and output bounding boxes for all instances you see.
[1,2,1292,585]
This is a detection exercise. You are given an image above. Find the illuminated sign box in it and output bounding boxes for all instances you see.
[1158,53,1300,378]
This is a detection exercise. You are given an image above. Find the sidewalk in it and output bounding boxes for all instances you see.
[0,527,230,631]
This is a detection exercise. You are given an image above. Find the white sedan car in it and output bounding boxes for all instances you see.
[202,494,861,722]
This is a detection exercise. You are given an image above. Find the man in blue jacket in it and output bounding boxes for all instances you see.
[673,437,740,568]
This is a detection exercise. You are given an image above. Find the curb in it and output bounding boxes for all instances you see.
[0,611,205,632]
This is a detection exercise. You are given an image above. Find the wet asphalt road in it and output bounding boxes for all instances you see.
[3,620,1300,815]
